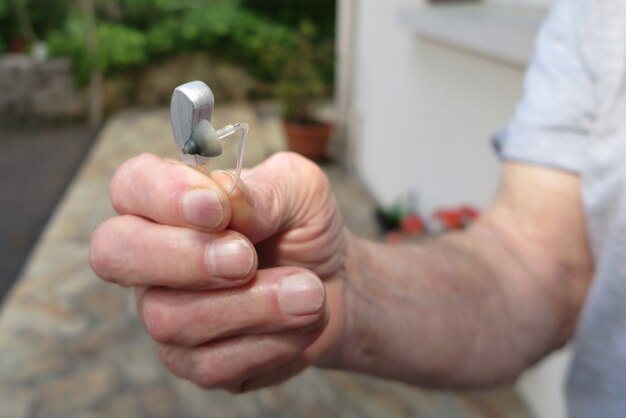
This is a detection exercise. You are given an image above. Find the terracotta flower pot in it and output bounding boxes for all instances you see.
[283,121,333,160]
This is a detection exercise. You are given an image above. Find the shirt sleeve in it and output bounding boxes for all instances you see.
[493,0,594,173]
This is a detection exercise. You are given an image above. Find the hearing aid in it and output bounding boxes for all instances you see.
[170,81,249,193]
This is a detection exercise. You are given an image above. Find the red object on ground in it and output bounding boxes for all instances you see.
[400,214,425,234]
[459,205,479,220]
[433,209,464,230]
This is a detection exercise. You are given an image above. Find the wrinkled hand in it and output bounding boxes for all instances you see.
[90,152,348,392]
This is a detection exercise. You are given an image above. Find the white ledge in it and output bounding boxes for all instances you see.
[400,3,546,67]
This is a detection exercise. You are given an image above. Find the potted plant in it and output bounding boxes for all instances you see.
[274,21,334,160]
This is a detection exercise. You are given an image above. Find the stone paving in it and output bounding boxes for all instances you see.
[0,105,530,417]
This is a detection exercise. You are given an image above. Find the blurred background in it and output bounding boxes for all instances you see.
[0,0,564,417]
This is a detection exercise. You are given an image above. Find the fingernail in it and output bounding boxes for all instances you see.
[182,189,223,227]
[279,273,325,316]
[206,236,254,280]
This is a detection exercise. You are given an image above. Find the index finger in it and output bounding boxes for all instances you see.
[110,153,232,231]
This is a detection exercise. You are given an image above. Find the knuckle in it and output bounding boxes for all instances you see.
[89,220,116,281]
[110,163,131,214]
[158,344,182,376]
[271,152,322,177]
[159,345,228,390]
[131,152,160,168]
[279,152,330,195]
[110,153,158,213]
[196,373,229,391]
[191,352,235,390]
[226,383,245,395]
[89,216,136,287]
[140,289,175,344]
[192,359,220,389]
[266,151,331,209]
[196,376,221,390]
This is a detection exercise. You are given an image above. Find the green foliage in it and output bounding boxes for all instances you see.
[1,0,336,103]
[0,0,69,47]
[97,24,147,70]
[48,16,146,85]
[242,0,336,40]
[135,0,298,83]
[28,0,68,39]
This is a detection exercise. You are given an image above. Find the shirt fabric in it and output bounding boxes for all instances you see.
[493,0,626,416]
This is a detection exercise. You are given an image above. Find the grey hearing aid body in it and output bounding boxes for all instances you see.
[170,81,217,166]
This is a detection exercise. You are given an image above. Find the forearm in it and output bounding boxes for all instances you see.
[331,222,580,389]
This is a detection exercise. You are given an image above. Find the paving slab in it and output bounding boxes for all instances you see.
[0,105,529,417]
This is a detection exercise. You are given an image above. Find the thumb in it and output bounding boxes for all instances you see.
[210,152,332,244]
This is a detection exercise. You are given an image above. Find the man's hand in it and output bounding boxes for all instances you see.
[91,151,593,392]
[90,152,348,392]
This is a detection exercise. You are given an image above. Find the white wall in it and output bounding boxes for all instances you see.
[517,348,571,418]
[486,0,551,9]
[350,0,524,214]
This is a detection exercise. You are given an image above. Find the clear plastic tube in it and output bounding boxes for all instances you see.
[215,122,249,194]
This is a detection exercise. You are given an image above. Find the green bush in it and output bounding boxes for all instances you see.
[47,17,147,85]
[1,0,336,98]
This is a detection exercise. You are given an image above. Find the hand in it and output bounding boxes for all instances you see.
[90,152,349,392]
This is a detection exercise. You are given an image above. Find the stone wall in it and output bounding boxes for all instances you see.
[0,54,85,119]
[0,52,256,120]
[104,52,256,111]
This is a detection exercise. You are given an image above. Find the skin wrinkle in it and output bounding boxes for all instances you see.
[289,209,342,246]
[255,193,344,278]
[261,175,288,237]
[264,154,308,231]
[166,330,320,389]
[237,355,311,393]
[277,214,345,272]
[282,196,340,243]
